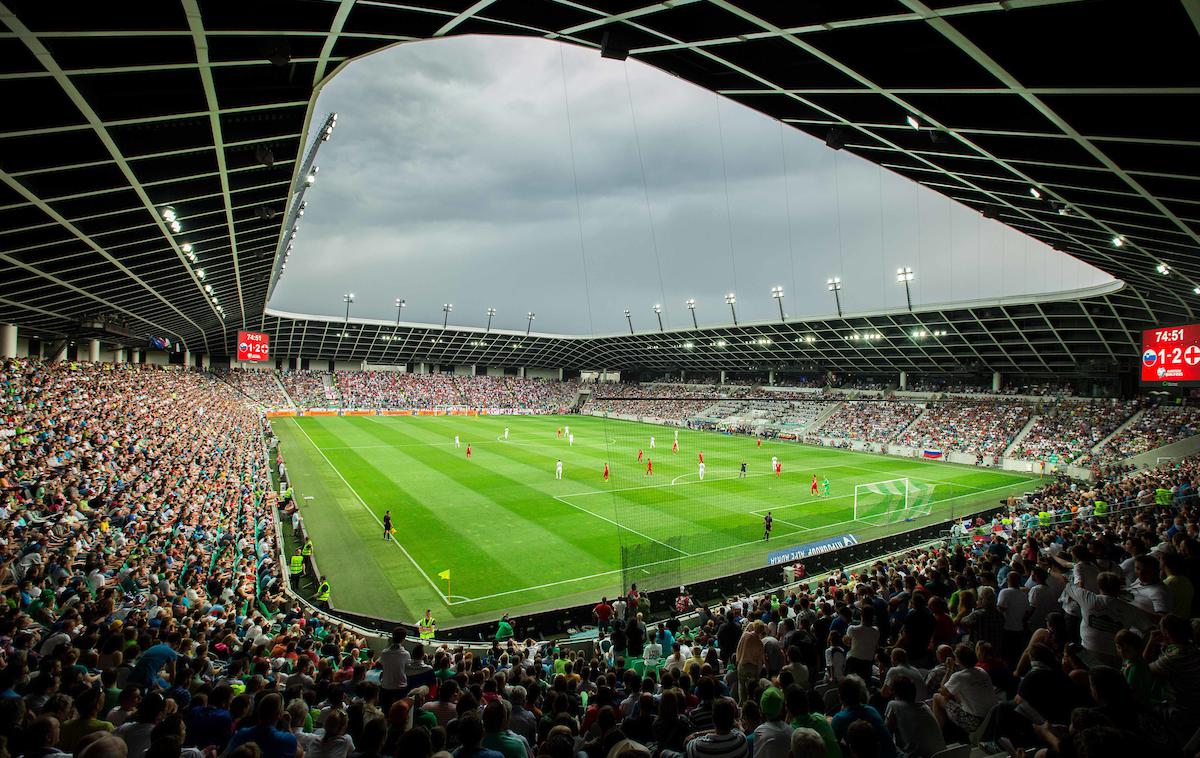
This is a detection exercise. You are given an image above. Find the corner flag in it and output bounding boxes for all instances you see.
[438,569,450,580]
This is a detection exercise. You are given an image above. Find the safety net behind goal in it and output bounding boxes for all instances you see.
[853,478,937,526]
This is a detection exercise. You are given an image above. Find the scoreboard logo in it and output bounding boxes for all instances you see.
[1142,348,1158,367]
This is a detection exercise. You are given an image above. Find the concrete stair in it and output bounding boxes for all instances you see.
[803,401,844,435]
[1003,414,1041,457]
[1091,408,1145,455]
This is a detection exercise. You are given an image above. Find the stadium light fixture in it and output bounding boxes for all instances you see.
[180,243,192,254]
[686,298,697,328]
[160,206,177,223]
[1029,187,1042,199]
[394,298,406,325]
[204,284,213,293]
[827,277,843,317]
[342,292,354,337]
[305,167,318,186]
[526,312,535,336]
[169,219,181,234]
[771,286,785,321]
[896,266,914,311]
[319,112,337,142]
[1194,286,1200,295]
[442,303,453,329]
[905,114,920,130]
[725,293,738,326]
[1112,235,1125,247]
[297,201,306,217]
[485,307,497,332]
[624,308,633,334]
[1156,263,1171,276]
[196,268,206,280]
[653,304,663,332]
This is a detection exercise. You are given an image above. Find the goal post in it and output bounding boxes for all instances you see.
[854,478,936,526]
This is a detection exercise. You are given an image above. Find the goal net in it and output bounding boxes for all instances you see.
[854,478,936,526]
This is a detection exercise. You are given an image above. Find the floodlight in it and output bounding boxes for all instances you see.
[1156,263,1171,276]
[1029,187,1041,199]
[905,114,920,130]
[1112,235,1124,247]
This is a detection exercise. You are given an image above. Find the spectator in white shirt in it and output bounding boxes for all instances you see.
[1128,554,1170,614]
[933,643,999,736]
[997,572,1031,667]
[845,607,880,681]
[378,627,411,710]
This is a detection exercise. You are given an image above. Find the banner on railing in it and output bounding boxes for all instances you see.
[767,533,859,566]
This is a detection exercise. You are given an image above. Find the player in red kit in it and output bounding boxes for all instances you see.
[672,439,679,454]
[811,475,819,494]
[645,459,653,476]
[603,463,609,482]
[757,437,762,448]
[637,449,643,462]
[465,444,472,459]
[775,461,782,477]
[698,451,704,464]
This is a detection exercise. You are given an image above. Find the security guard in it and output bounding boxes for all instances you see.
[315,575,331,610]
[1093,499,1109,518]
[302,539,314,558]
[418,609,436,640]
[289,548,304,589]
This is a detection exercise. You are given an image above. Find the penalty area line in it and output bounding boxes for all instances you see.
[552,495,689,557]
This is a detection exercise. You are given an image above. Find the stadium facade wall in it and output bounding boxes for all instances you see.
[1125,434,1200,468]
[526,367,563,380]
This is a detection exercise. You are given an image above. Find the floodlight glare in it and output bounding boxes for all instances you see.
[652,304,662,313]
[896,267,915,282]
[1156,263,1171,276]
[827,277,842,291]
[1029,187,1041,199]
[180,243,192,254]
[905,114,920,130]
[724,293,736,305]
[1112,235,1124,247]
[160,206,177,223]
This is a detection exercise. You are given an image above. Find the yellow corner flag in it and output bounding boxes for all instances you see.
[438,569,451,580]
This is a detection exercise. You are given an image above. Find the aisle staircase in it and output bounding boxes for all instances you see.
[321,372,343,406]
[1003,414,1041,457]
[803,401,844,435]
[273,370,297,408]
[1091,408,1145,455]
[894,404,930,440]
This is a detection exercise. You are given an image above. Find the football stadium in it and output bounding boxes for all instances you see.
[2,3,1199,758]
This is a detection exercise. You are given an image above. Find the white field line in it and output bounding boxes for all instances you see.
[446,477,1034,605]
[551,495,689,556]
[287,418,458,603]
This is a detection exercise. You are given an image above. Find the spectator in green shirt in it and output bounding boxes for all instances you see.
[785,683,842,758]
[480,701,529,758]
[495,614,514,642]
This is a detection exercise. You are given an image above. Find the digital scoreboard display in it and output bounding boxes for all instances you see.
[1141,324,1200,383]
[237,331,269,362]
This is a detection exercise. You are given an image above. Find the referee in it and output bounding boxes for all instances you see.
[763,512,773,541]
[383,510,393,541]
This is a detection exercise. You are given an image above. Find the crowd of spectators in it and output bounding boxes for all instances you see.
[1098,404,1200,462]
[219,369,291,408]
[1012,401,1139,465]
[2,355,1200,758]
[895,400,1033,456]
[820,401,925,444]
[280,370,341,408]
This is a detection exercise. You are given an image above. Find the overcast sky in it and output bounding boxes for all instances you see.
[269,36,1113,335]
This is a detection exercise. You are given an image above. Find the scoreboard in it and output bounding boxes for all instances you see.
[1142,324,1200,383]
[237,331,269,362]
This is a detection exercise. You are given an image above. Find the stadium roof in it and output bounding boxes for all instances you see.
[1,0,1196,371]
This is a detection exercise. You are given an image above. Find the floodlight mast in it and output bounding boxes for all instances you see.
[686,298,697,328]
[624,309,633,335]
[896,267,914,311]
[442,303,453,329]
[653,304,664,332]
[341,292,354,339]
[771,286,785,321]
[486,307,496,332]
[725,293,737,326]
[526,312,535,336]
[394,298,405,325]
[827,277,843,317]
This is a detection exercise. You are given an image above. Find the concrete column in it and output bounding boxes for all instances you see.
[132,350,141,364]
[519,366,526,378]
[88,339,100,363]
[992,371,1002,392]
[720,370,726,385]
[202,354,211,370]
[769,369,775,386]
[899,370,907,389]
[559,368,564,380]
[469,364,477,376]
[184,350,193,369]
[1,324,16,358]
[116,348,127,363]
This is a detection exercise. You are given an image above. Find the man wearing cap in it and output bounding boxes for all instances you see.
[754,686,794,758]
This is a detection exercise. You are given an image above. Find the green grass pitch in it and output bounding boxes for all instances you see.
[274,414,1040,627]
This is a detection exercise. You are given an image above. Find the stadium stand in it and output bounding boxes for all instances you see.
[1012,400,1140,464]
[894,400,1033,456]
[1098,405,1200,462]
[280,369,341,408]
[820,401,925,444]
[3,356,1199,758]
[219,368,292,408]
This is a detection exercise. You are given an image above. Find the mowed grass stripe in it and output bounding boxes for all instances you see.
[314,417,619,592]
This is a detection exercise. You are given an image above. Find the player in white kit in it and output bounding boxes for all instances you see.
[771,455,777,471]
[569,433,574,446]
[698,461,706,480]
[455,435,461,448]
[565,425,570,437]
[555,459,563,479]
[674,429,679,441]
[503,427,509,440]
[650,435,656,449]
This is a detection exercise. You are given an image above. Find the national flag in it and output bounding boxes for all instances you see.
[922,449,944,459]
[438,569,451,580]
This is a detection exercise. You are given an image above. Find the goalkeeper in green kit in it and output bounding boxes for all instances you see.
[822,477,830,497]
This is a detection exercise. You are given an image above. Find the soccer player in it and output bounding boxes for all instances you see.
[555,459,563,480]
[466,444,472,459]
[454,434,461,448]
[672,439,678,454]
[822,477,830,497]
[811,475,819,495]
[603,463,609,482]
[698,461,706,480]
[757,437,762,448]
[775,461,782,478]
[698,451,704,464]
[503,426,509,440]
[763,512,773,541]
[383,510,393,541]
[674,428,679,441]
[557,427,562,438]
[650,435,656,449]
[771,455,778,471]
[645,458,653,476]
[739,461,747,478]
[637,449,643,462]
[569,433,574,446]
[565,425,570,437]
